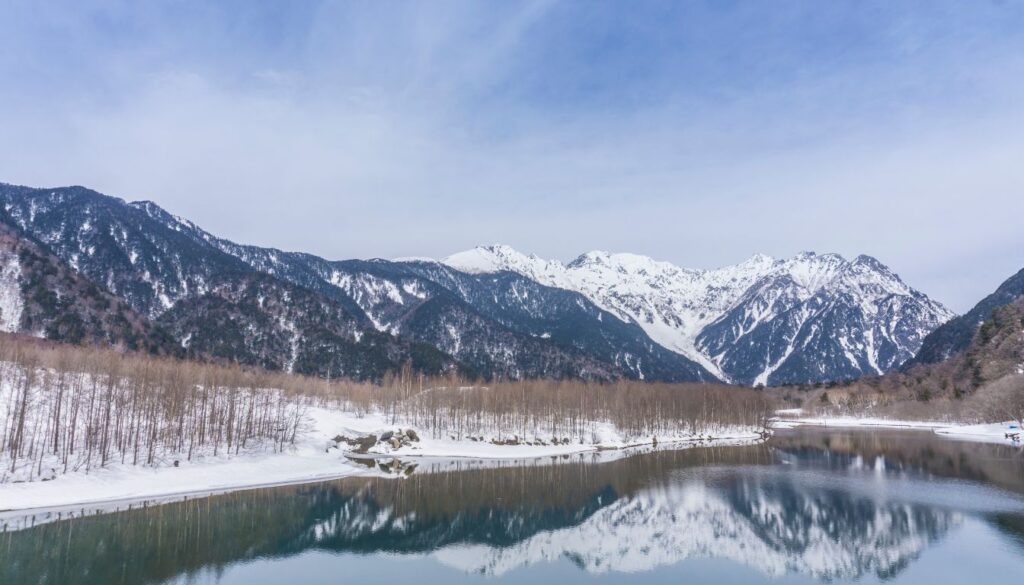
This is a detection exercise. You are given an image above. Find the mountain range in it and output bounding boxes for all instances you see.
[0,181,958,385]
[445,245,954,385]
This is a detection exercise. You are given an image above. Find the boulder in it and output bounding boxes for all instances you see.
[406,429,420,442]
[381,430,394,441]
[354,434,377,453]
[389,437,402,449]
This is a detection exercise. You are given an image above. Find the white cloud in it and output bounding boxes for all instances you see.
[0,1,1022,312]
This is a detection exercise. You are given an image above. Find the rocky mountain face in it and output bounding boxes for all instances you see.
[325,260,715,381]
[156,273,456,379]
[0,182,954,385]
[908,266,1024,366]
[127,200,716,380]
[445,245,954,385]
[802,273,1024,409]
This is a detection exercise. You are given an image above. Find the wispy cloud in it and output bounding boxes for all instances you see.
[0,1,1022,311]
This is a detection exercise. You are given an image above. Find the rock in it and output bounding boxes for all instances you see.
[381,430,394,441]
[405,429,419,442]
[354,434,377,453]
[389,437,402,449]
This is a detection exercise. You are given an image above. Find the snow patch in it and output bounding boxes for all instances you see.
[0,250,23,332]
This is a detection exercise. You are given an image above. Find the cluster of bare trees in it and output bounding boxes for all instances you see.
[1,333,772,482]
[311,366,771,443]
[0,335,306,482]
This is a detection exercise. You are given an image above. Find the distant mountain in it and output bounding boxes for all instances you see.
[445,245,954,385]
[908,266,1024,366]
[326,260,715,381]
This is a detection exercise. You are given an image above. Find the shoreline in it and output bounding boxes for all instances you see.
[0,405,764,522]
[8,409,1016,525]
[771,415,1021,446]
[3,434,764,524]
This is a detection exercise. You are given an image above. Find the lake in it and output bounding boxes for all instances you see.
[4,428,1024,584]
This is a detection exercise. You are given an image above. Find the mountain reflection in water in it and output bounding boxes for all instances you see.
[4,429,1024,584]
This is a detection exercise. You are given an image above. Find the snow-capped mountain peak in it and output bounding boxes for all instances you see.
[443,246,954,385]
[445,244,573,288]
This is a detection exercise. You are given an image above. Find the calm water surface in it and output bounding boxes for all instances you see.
[5,428,1024,584]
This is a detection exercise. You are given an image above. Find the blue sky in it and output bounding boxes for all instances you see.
[1,1,1023,311]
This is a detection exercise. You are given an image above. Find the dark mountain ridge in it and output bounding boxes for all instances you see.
[0,182,707,382]
[908,266,1024,367]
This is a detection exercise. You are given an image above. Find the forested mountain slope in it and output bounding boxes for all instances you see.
[0,216,178,354]
[908,266,1024,366]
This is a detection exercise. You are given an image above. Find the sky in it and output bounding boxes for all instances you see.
[1,1,1023,312]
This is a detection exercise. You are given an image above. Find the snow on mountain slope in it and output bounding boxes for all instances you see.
[445,246,773,377]
[444,246,954,385]
[0,182,951,386]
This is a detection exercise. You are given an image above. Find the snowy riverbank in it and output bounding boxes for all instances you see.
[771,412,1023,446]
[0,405,764,517]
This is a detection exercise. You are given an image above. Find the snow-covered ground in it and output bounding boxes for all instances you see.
[0,404,764,518]
[772,410,1024,446]
[934,422,1024,444]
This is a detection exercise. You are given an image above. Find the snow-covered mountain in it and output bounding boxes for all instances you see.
[0,185,460,380]
[445,245,954,385]
[0,184,712,382]
[0,181,954,386]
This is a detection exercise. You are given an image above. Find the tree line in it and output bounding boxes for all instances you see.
[1,333,771,482]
